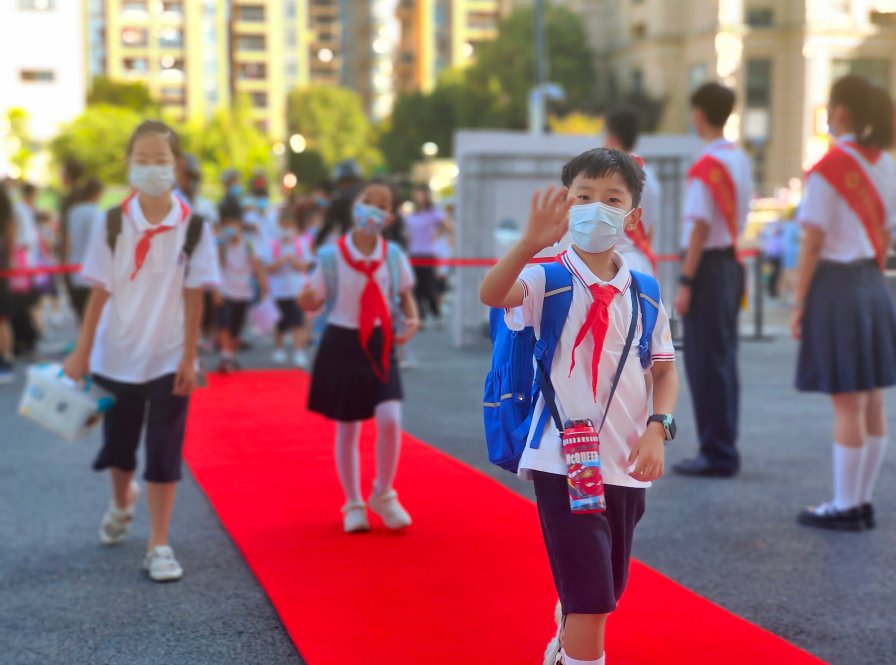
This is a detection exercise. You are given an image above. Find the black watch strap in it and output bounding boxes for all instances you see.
[678,274,695,287]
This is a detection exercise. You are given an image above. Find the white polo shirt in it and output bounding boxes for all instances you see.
[81,193,220,384]
[798,135,896,263]
[307,233,414,330]
[264,234,313,299]
[681,139,753,250]
[506,249,676,488]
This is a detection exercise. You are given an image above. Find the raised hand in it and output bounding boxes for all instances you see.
[521,187,575,252]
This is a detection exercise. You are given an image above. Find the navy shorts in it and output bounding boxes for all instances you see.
[275,297,304,333]
[533,471,646,615]
[218,299,249,338]
[91,373,190,483]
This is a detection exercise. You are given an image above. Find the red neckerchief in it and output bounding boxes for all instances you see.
[126,192,190,280]
[561,253,619,402]
[337,235,392,382]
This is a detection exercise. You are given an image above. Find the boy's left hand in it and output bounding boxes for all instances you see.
[627,427,665,482]
[173,358,198,396]
[395,317,419,345]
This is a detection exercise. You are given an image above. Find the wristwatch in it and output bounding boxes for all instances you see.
[678,274,695,287]
[648,414,676,441]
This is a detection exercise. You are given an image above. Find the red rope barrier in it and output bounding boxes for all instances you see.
[0,249,760,279]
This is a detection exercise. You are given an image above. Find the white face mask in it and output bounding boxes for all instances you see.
[129,163,175,197]
[568,201,633,254]
[353,202,387,236]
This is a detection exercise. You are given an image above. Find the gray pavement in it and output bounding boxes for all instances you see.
[2,296,895,665]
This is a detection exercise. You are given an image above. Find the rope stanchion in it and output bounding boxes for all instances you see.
[0,249,762,279]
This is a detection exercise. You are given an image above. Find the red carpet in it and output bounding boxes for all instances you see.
[184,371,827,665]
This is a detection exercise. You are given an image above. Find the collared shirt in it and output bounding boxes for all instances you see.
[798,134,896,263]
[506,250,676,488]
[220,240,256,301]
[681,139,753,250]
[264,234,314,299]
[81,193,220,383]
[308,233,415,329]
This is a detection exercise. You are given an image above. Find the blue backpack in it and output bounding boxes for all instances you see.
[483,263,661,473]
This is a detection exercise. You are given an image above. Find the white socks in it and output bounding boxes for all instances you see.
[832,443,863,510]
[335,422,363,505]
[859,435,888,504]
[561,652,605,665]
[335,400,403,505]
[373,400,402,497]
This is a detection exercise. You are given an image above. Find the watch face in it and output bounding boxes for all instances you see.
[665,415,676,440]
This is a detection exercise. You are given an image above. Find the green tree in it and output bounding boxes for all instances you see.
[464,5,599,129]
[286,85,383,174]
[50,104,143,184]
[87,75,157,112]
[5,108,33,177]
[180,96,274,190]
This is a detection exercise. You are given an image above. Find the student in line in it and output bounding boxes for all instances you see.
[63,120,220,581]
[792,75,896,531]
[603,106,661,276]
[0,186,15,383]
[65,177,104,322]
[265,207,313,367]
[215,204,268,374]
[673,83,753,479]
[480,148,679,665]
[299,180,420,534]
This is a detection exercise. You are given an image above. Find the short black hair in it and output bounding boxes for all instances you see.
[606,106,641,152]
[561,148,645,208]
[690,82,735,128]
[21,182,37,199]
[218,203,243,222]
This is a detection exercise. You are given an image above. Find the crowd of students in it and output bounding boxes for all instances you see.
[2,72,894,665]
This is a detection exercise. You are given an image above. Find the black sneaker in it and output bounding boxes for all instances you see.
[861,503,875,529]
[797,502,865,532]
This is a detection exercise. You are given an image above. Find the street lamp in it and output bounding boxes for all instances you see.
[422,142,438,158]
[289,134,306,153]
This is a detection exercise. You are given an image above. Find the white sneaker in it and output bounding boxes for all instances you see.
[272,348,288,365]
[99,480,140,545]
[342,501,370,534]
[368,488,412,530]
[293,349,309,368]
[142,545,183,582]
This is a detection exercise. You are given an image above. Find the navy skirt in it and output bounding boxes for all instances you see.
[796,260,896,393]
[308,324,402,421]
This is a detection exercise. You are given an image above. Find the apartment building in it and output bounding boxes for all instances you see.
[395,0,510,93]
[570,0,896,188]
[0,0,86,157]
[90,0,309,138]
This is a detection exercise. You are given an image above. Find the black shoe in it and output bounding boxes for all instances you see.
[861,503,876,529]
[672,456,737,478]
[797,503,865,532]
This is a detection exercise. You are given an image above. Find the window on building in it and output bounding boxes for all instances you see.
[161,1,183,16]
[19,69,55,82]
[746,58,772,107]
[250,92,268,108]
[237,62,267,80]
[745,7,774,27]
[632,69,644,94]
[285,28,297,49]
[237,35,265,51]
[123,57,148,73]
[831,59,891,88]
[689,63,708,90]
[159,27,183,48]
[236,5,265,22]
[160,86,185,103]
[18,0,55,10]
[121,1,146,14]
[121,27,148,47]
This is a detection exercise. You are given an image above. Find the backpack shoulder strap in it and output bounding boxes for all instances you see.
[630,270,661,368]
[317,244,338,304]
[105,206,123,253]
[385,241,404,305]
[182,214,205,259]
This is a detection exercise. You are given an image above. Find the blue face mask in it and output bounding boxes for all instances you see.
[129,163,175,197]
[256,197,268,210]
[353,202,387,236]
[228,184,242,197]
[568,201,632,254]
[218,227,238,243]
[316,196,330,209]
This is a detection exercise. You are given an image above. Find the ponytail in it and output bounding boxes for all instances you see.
[829,74,895,149]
